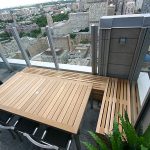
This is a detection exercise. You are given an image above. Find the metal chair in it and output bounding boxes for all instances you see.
[0,81,3,85]
[0,110,16,139]
[40,127,72,150]
[14,118,72,150]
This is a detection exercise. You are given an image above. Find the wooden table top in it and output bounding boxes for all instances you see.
[23,67,108,92]
[0,72,92,134]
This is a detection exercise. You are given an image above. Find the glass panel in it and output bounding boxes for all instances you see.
[138,28,150,106]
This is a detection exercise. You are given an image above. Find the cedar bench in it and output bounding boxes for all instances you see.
[130,82,141,125]
[96,78,140,134]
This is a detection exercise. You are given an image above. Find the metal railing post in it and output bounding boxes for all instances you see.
[46,26,59,70]
[91,25,98,75]
[11,27,31,67]
[0,49,13,72]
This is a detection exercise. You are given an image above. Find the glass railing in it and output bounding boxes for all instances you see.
[0,17,92,73]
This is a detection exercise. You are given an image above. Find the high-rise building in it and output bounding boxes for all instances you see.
[123,0,135,14]
[116,0,135,15]
[135,0,144,10]
[141,0,150,13]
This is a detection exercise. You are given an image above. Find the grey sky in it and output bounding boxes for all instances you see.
[0,0,56,9]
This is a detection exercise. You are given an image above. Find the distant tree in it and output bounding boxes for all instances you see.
[0,31,11,41]
[79,27,89,32]
[33,16,47,27]
[80,39,89,44]
[7,20,13,23]
[29,28,42,38]
[19,28,41,38]
[70,33,76,39]
[52,13,69,22]
[19,32,29,38]
[0,19,5,23]
[61,51,69,64]
[43,32,47,37]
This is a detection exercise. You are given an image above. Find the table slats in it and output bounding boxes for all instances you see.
[0,72,92,134]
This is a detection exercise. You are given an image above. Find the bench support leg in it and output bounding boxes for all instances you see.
[73,132,81,150]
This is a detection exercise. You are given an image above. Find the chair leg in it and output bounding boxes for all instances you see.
[15,131,23,142]
[8,129,16,139]
[73,132,81,150]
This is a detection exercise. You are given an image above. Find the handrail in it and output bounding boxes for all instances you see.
[0,124,14,130]
[23,133,59,150]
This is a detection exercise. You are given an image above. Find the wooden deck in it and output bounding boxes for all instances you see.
[0,67,140,135]
[0,72,92,134]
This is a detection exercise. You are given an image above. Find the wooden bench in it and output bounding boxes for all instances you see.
[130,82,141,125]
[96,78,131,134]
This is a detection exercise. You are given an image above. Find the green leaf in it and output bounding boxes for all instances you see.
[82,142,97,150]
[88,131,109,150]
[124,110,129,122]
[119,113,139,149]
[109,117,123,150]
[141,145,148,150]
[142,125,150,148]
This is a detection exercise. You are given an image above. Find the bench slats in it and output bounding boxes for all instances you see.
[96,78,131,134]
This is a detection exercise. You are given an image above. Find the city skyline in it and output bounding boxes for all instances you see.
[0,0,57,9]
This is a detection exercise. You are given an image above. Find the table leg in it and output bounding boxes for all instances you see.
[90,95,93,109]
[73,133,81,150]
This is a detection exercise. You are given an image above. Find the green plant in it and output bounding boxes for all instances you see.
[52,13,69,22]
[33,16,47,27]
[19,28,41,38]
[79,27,89,32]
[83,112,150,150]
[70,33,76,39]
[80,39,89,44]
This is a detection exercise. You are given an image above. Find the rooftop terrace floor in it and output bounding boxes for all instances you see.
[0,67,100,150]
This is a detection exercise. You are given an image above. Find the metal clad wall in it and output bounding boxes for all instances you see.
[98,14,150,81]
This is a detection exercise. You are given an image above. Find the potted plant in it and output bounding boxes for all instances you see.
[83,112,150,150]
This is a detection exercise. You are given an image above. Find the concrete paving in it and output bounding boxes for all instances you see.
[0,67,100,150]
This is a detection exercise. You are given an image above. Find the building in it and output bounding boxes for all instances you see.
[135,0,144,10]
[0,11,12,21]
[13,7,40,17]
[115,0,135,15]
[5,23,39,33]
[141,0,150,13]
[82,0,107,10]
[43,5,53,13]
[69,12,89,32]
[123,0,135,14]
[89,2,107,25]
[107,4,116,15]
[52,21,71,36]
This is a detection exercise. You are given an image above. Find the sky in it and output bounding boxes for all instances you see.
[0,0,55,9]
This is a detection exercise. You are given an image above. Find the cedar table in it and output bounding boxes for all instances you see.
[0,72,93,149]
